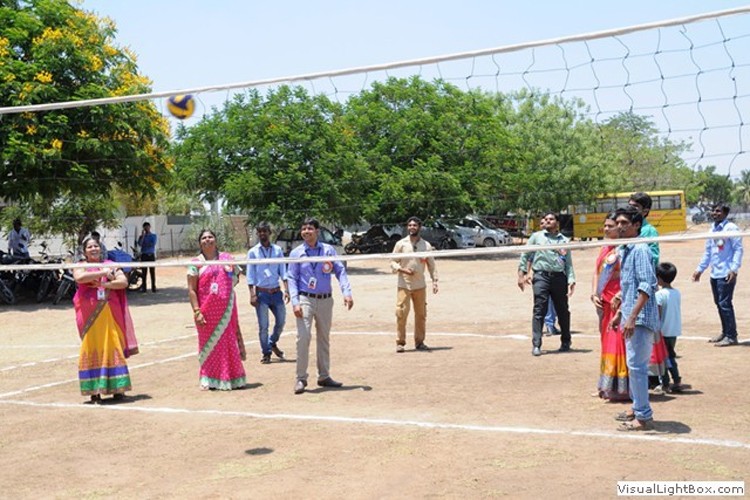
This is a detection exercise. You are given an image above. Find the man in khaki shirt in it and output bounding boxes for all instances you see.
[390,216,439,352]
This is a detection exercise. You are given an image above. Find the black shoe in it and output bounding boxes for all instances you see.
[317,377,343,388]
[415,343,430,351]
[558,343,571,352]
[260,354,271,364]
[294,380,307,394]
[271,344,285,360]
[151,287,157,293]
[532,346,542,357]
[138,288,146,293]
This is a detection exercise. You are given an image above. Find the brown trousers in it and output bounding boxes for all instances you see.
[396,287,427,346]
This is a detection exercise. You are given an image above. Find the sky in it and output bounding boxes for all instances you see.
[77,1,750,176]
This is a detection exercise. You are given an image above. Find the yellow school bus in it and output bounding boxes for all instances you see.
[570,190,687,240]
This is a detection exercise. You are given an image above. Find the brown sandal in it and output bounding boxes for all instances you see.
[614,411,635,422]
[617,419,654,432]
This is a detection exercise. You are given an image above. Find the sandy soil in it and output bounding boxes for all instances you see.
[1,233,749,498]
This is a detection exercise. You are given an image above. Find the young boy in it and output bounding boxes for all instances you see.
[656,262,683,393]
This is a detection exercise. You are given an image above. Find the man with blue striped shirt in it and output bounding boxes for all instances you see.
[615,206,659,432]
[247,222,289,364]
[288,217,353,394]
[692,203,743,347]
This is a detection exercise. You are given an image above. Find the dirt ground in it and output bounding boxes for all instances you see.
[1,231,749,498]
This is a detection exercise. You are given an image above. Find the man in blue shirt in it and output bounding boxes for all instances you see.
[692,203,743,346]
[137,222,157,292]
[288,217,353,394]
[247,222,289,364]
[614,206,659,431]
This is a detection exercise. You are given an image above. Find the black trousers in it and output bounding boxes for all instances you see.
[531,271,571,348]
[140,253,156,290]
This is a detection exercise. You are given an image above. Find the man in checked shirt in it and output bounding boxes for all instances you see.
[613,206,659,432]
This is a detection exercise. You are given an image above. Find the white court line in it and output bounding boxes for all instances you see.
[1,398,748,451]
[0,333,197,373]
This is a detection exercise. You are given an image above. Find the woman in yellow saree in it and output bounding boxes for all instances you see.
[73,236,138,403]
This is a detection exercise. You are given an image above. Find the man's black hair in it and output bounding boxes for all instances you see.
[712,203,730,216]
[614,205,644,233]
[406,216,422,226]
[629,192,653,210]
[256,221,272,232]
[301,217,320,229]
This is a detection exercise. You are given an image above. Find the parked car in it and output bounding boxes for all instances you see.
[274,226,345,256]
[453,216,513,247]
[417,219,473,250]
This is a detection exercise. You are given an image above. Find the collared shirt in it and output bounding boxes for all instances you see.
[8,227,30,256]
[139,232,157,255]
[246,242,287,288]
[696,219,743,279]
[618,243,659,332]
[518,230,576,284]
[390,236,438,290]
[640,219,660,266]
[287,240,351,306]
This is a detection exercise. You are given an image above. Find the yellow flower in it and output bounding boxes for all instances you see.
[51,139,63,150]
[26,125,37,135]
[35,71,53,84]
[77,129,89,138]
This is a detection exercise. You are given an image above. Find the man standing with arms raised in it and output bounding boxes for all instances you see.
[247,221,289,364]
[391,216,439,353]
[692,203,743,347]
[518,212,576,356]
[288,217,353,394]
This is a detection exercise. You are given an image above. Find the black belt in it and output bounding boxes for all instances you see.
[256,287,281,294]
[300,291,332,299]
[534,270,565,276]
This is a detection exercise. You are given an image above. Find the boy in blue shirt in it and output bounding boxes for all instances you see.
[656,262,683,393]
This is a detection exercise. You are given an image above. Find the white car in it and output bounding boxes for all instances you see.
[454,216,513,247]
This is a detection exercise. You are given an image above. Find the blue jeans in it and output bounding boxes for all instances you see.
[255,291,286,355]
[626,326,654,421]
[545,301,557,328]
[710,277,737,340]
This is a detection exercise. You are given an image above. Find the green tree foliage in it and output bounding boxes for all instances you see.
[172,77,705,227]
[596,111,694,193]
[0,0,171,242]
[732,169,750,209]
[690,166,732,205]
[173,86,370,227]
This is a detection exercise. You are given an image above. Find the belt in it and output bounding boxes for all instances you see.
[534,270,565,276]
[300,291,332,299]
[256,287,281,294]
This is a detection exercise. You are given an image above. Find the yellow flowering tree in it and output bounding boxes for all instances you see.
[0,0,171,243]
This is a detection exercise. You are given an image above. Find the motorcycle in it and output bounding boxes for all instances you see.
[107,242,142,291]
[34,242,61,303]
[52,251,77,305]
[0,251,17,305]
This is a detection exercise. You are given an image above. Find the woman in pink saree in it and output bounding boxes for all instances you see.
[187,230,246,390]
[591,213,629,401]
[73,236,138,403]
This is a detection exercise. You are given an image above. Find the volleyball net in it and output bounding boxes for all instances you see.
[2,6,750,280]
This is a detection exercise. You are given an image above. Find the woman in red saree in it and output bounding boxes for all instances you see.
[591,213,629,401]
[73,236,138,403]
[187,230,246,390]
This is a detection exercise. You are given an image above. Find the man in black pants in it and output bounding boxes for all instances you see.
[138,222,157,292]
[518,212,576,356]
